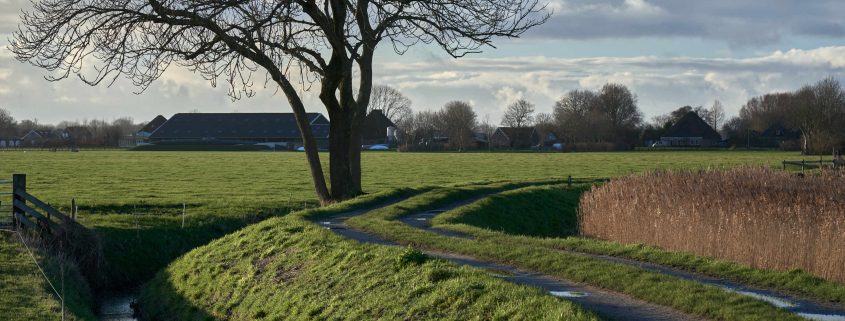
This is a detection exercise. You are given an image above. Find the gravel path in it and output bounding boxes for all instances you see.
[318,196,701,321]
[399,198,845,321]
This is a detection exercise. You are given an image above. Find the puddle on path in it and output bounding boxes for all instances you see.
[797,313,845,321]
[723,287,797,308]
[550,291,589,298]
[98,293,138,321]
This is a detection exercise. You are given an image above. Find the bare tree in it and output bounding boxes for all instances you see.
[501,99,535,127]
[439,101,477,151]
[533,112,555,146]
[554,89,608,143]
[0,108,17,137]
[598,83,642,132]
[478,114,497,151]
[792,77,845,154]
[708,100,725,130]
[12,0,549,203]
[369,85,412,126]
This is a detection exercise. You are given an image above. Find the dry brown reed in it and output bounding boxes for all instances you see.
[579,167,845,282]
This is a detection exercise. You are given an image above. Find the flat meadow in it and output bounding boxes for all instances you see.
[0,149,800,319]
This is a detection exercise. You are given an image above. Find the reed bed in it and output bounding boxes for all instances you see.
[579,167,845,283]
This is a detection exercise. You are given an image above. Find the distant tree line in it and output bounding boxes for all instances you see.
[722,77,845,154]
[0,108,146,147]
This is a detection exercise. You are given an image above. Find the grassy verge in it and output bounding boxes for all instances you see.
[0,232,95,321]
[346,184,804,321]
[139,189,599,321]
[432,184,845,305]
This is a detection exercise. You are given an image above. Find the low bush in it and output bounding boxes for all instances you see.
[580,167,845,282]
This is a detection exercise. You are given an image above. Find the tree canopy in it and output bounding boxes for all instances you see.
[12,0,549,203]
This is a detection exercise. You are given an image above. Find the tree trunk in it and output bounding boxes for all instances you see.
[273,76,332,205]
[328,108,362,201]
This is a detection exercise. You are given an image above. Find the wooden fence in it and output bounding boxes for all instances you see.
[782,159,844,173]
[4,174,103,285]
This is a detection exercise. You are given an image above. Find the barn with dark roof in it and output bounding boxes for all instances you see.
[490,127,540,149]
[149,113,330,149]
[660,112,722,147]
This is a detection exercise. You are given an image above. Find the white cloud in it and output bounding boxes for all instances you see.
[373,47,845,121]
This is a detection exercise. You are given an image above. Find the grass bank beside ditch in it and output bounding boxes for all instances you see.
[432,184,845,305]
[0,232,95,321]
[346,184,804,321]
[139,189,599,321]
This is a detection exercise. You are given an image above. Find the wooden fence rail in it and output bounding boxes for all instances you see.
[782,159,844,173]
[5,173,104,286]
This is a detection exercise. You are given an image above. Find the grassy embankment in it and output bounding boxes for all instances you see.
[139,188,600,321]
[0,232,95,320]
[432,183,845,305]
[346,182,804,321]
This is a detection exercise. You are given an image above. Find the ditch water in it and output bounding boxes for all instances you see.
[98,292,138,321]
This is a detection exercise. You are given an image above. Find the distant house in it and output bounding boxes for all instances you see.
[361,110,397,146]
[759,124,801,149]
[490,127,539,149]
[120,115,169,147]
[61,126,93,146]
[660,112,721,147]
[21,129,59,147]
[148,113,330,149]
[137,115,168,142]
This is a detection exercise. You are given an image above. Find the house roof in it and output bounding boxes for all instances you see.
[23,129,56,139]
[139,115,168,134]
[760,123,800,139]
[362,109,396,140]
[496,127,538,146]
[149,113,330,140]
[662,112,721,140]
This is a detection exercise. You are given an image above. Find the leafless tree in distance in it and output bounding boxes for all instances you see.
[439,101,477,151]
[369,85,412,125]
[11,0,549,203]
[501,99,535,127]
[708,100,725,132]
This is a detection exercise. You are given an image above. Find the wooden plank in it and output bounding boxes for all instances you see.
[17,191,70,221]
[14,213,37,229]
[13,199,60,232]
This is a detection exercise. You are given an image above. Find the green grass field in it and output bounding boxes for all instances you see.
[0,150,798,319]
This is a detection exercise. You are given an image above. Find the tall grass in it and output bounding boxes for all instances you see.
[579,167,845,283]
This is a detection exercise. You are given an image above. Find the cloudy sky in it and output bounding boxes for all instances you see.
[1,0,845,125]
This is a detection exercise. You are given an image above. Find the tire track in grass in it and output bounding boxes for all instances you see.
[404,193,845,321]
[318,195,700,321]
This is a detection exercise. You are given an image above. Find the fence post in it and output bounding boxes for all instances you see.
[12,174,26,229]
[71,198,76,220]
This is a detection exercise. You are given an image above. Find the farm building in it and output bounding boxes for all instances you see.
[361,109,397,146]
[137,115,168,143]
[21,129,59,147]
[490,127,540,149]
[148,113,330,149]
[758,124,801,150]
[660,112,722,147]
